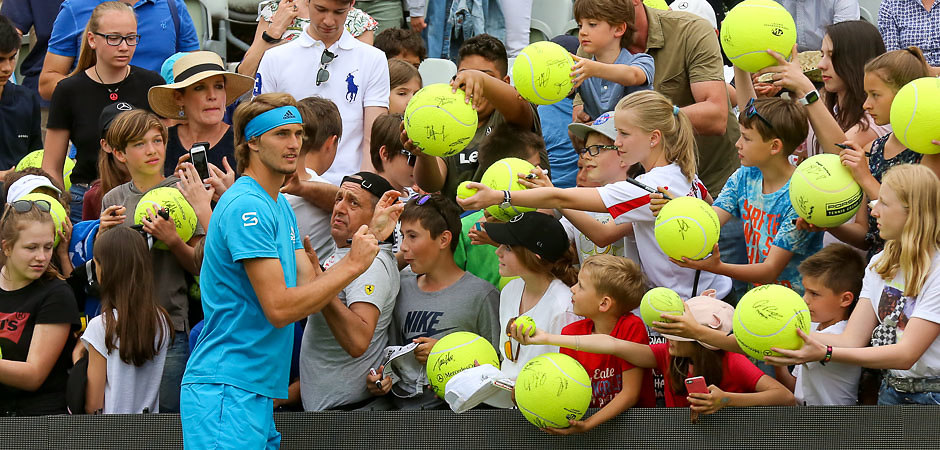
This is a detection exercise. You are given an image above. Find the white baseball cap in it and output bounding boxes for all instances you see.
[670,0,718,30]
[6,175,62,203]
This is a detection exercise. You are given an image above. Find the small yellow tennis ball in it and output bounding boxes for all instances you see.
[480,157,536,221]
[20,193,67,247]
[133,187,198,250]
[639,287,685,327]
[515,353,592,428]
[720,0,796,73]
[733,284,810,360]
[890,77,940,154]
[16,150,76,191]
[514,315,536,337]
[456,181,477,199]
[789,154,863,227]
[426,331,500,398]
[512,41,574,105]
[404,83,478,157]
[653,196,721,260]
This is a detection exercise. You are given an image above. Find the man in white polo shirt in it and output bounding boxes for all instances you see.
[255,0,390,185]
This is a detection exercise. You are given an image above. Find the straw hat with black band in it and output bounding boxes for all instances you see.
[148,51,255,119]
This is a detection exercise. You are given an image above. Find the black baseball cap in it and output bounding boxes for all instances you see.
[99,102,137,138]
[484,212,568,262]
[341,171,395,200]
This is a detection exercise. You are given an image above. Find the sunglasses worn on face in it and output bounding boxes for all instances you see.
[93,32,140,46]
[317,49,337,86]
[576,144,619,157]
[745,98,775,132]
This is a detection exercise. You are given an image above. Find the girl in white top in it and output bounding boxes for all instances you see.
[82,226,171,414]
[460,90,732,300]
[483,212,579,378]
[767,164,940,405]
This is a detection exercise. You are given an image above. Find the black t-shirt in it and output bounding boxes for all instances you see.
[164,125,236,177]
[0,277,80,416]
[0,83,43,169]
[46,66,164,185]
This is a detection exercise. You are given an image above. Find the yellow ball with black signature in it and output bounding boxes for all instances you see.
[653,196,720,260]
[426,331,500,398]
[404,83,478,157]
[789,153,862,227]
[512,41,574,105]
[733,284,810,360]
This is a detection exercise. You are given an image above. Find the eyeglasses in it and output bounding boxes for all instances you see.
[93,32,140,46]
[316,49,337,86]
[745,98,775,132]
[576,144,620,157]
[400,149,417,167]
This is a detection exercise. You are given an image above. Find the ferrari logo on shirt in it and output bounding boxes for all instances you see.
[364,284,375,295]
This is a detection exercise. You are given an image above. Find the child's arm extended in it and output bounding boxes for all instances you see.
[688,374,795,414]
[458,182,608,214]
[452,69,535,129]
[510,323,657,369]
[651,301,743,354]
[561,209,633,248]
[543,368,645,435]
[674,243,794,286]
[571,55,649,89]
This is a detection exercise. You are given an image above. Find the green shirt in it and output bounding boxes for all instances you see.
[453,210,501,288]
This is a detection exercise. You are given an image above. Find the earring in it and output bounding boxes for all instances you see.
[178,106,185,118]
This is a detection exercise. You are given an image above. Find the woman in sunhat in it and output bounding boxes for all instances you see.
[148,51,254,179]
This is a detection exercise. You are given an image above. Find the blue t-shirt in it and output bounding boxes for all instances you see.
[47,0,199,72]
[539,97,578,189]
[578,48,655,120]
[713,166,822,295]
[183,176,303,399]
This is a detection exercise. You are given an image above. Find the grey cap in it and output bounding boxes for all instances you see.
[568,110,617,142]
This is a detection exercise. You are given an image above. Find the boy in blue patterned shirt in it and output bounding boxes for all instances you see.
[656,69,822,295]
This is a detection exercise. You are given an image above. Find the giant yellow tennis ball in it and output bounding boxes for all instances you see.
[16,150,76,191]
[20,192,67,246]
[479,158,537,221]
[733,284,810,360]
[456,180,477,199]
[720,0,796,73]
[404,83,478,157]
[654,196,720,260]
[515,353,592,428]
[640,287,685,327]
[133,187,198,250]
[512,41,574,105]
[890,77,940,154]
[789,154,862,227]
[426,331,500,398]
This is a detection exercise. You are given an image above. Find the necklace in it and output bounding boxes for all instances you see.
[94,65,131,101]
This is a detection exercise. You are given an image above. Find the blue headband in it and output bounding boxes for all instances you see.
[244,106,303,140]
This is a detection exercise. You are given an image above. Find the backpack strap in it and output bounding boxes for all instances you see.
[166,0,182,45]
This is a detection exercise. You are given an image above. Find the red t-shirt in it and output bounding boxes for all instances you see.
[560,314,657,408]
[649,343,765,407]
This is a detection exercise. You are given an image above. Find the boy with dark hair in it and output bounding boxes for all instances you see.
[571,0,654,120]
[369,113,414,194]
[554,254,655,434]
[657,72,822,295]
[404,34,545,199]
[366,193,500,410]
[0,14,42,174]
[373,28,427,67]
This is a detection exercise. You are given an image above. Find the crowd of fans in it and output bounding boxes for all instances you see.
[0,0,939,447]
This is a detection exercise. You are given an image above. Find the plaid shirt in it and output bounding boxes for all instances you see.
[878,0,940,65]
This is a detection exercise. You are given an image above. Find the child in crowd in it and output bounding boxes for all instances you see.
[82,226,171,414]
[655,71,821,295]
[767,164,940,406]
[484,211,579,378]
[0,14,42,173]
[459,90,731,301]
[550,255,655,435]
[83,102,135,221]
[374,28,427,67]
[511,295,795,414]
[366,193,500,410]
[404,34,544,199]
[98,110,203,414]
[387,58,422,116]
[370,113,415,195]
[2,169,73,276]
[571,0,654,122]
[0,198,80,416]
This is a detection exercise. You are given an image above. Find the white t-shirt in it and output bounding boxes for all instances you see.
[256,29,390,184]
[560,211,642,267]
[285,168,334,262]
[498,278,579,378]
[862,251,940,379]
[597,164,732,299]
[81,312,169,414]
[792,320,860,405]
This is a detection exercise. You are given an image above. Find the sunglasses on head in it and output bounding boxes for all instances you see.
[316,49,337,86]
[745,98,775,132]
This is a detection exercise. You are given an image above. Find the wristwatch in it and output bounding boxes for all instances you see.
[500,190,512,210]
[798,90,820,106]
[261,31,282,44]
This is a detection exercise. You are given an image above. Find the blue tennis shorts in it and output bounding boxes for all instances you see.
[180,383,280,449]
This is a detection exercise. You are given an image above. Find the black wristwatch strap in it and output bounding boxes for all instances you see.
[262,31,282,44]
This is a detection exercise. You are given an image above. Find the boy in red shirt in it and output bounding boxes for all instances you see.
[553,254,655,435]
